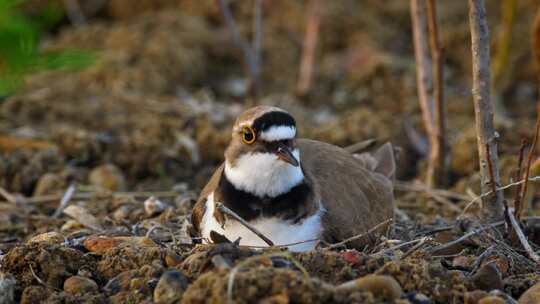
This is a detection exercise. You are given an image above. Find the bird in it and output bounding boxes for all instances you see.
[191,105,395,252]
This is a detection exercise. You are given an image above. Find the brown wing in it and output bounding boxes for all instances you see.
[298,139,395,248]
[191,164,224,233]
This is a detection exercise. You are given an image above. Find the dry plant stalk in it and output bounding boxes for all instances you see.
[513,139,528,217]
[296,0,321,96]
[518,6,540,218]
[468,0,505,221]
[217,0,262,102]
[216,202,274,246]
[491,0,516,124]
[410,0,446,187]
[425,0,446,187]
[507,208,540,265]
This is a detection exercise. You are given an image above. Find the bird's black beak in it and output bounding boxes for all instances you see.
[275,143,299,167]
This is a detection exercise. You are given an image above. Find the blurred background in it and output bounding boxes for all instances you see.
[0,0,539,217]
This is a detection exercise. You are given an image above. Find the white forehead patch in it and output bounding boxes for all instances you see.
[259,126,296,142]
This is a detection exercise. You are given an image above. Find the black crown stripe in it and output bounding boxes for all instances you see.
[252,111,296,132]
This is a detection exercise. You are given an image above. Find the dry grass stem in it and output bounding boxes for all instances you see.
[425,0,446,187]
[506,208,540,265]
[430,221,505,253]
[52,184,76,218]
[513,139,528,217]
[217,0,261,101]
[459,175,540,218]
[468,0,505,221]
[327,218,392,249]
[216,202,274,246]
[296,0,321,96]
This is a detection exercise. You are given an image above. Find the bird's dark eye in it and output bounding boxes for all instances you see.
[241,126,256,144]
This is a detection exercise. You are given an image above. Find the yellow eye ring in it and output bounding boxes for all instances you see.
[241,126,256,144]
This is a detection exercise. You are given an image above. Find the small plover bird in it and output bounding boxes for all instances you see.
[191,106,395,251]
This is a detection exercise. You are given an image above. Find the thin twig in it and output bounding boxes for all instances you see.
[518,106,540,219]
[487,144,510,229]
[459,176,540,219]
[485,144,498,195]
[216,202,274,246]
[468,244,495,276]
[533,6,540,85]
[411,0,438,187]
[252,0,263,71]
[468,0,505,221]
[426,0,446,187]
[20,190,180,204]
[0,187,18,204]
[327,219,392,249]
[506,208,540,265]
[429,221,505,253]
[296,0,321,96]
[513,139,528,217]
[400,237,432,260]
[395,181,470,201]
[52,184,76,218]
[239,238,320,249]
[217,0,260,101]
[371,237,426,257]
[29,264,60,291]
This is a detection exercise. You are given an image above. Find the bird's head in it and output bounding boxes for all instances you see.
[224,106,304,198]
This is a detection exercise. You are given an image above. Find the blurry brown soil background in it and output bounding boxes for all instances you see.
[1,1,540,303]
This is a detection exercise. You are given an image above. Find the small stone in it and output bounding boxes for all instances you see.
[153,270,189,304]
[103,271,136,294]
[405,292,431,304]
[144,196,165,216]
[27,232,65,244]
[470,263,503,292]
[63,276,98,295]
[165,250,182,267]
[478,296,506,304]
[0,272,16,304]
[61,220,83,231]
[112,205,134,222]
[336,274,402,301]
[340,249,363,265]
[452,255,473,268]
[465,290,488,304]
[519,281,540,304]
[33,173,65,196]
[83,235,157,254]
[89,164,126,191]
[21,285,48,304]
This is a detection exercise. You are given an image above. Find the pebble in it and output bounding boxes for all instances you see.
[21,286,48,304]
[336,274,402,301]
[83,235,156,254]
[89,164,126,191]
[519,280,540,304]
[340,249,363,265]
[27,231,65,244]
[153,269,189,304]
[165,250,183,267]
[478,296,506,304]
[0,272,16,304]
[470,262,503,292]
[33,173,64,196]
[63,276,98,295]
[144,196,166,216]
[465,290,488,304]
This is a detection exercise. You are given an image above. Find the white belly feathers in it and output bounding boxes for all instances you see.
[200,192,323,252]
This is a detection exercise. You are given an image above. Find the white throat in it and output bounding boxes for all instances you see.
[224,149,304,198]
